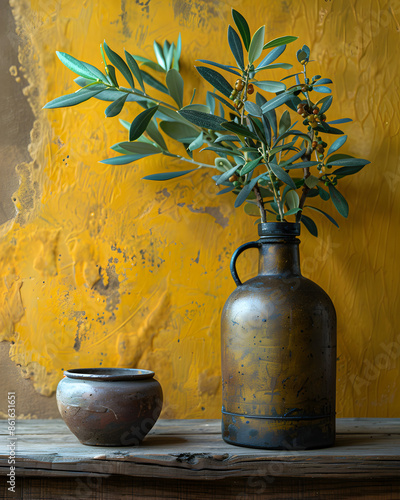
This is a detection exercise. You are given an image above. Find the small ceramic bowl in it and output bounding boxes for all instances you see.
[57,368,163,446]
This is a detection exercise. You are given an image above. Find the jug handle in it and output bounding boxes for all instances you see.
[230,242,261,286]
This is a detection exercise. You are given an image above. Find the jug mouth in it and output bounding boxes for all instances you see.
[258,222,300,238]
[63,368,155,381]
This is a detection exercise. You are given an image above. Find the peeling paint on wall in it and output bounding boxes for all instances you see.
[0,0,399,418]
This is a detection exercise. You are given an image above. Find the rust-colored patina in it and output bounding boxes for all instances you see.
[57,368,163,446]
[221,222,336,450]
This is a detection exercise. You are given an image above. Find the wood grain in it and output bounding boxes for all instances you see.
[1,419,400,499]
[1,476,400,500]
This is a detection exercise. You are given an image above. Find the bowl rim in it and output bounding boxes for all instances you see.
[63,368,155,381]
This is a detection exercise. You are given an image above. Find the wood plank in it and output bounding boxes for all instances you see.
[4,452,400,480]
[1,475,400,500]
[336,418,400,434]
[4,432,400,459]
[0,419,400,481]
[1,418,400,436]
[0,419,222,436]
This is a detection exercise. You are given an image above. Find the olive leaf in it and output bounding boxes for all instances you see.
[141,71,169,94]
[244,101,263,117]
[234,181,255,207]
[105,93,128,117]
[263,36,298,50]
[327,158,370,167]
[313,86,332,94]
[315,123,344,135]
[244,203,261,216]
[261,93,295,113]
[305,206,339,228]
[285,189,299,209]
[261,114,271,146]
[103,41,135,89]
[327,118,352,125]
[166,69,184,108]
[201,146,238,156]
[296,49,308,64]
[179,109,226,130]
[304,175,320,189]
[216,165,240,185]
[146,120,168,150]
[117,142,160,154]
[129,105,159,141]
[248,26,265,64]
[285,208,302,216]
[240,157,262,176]
[56,51,107,81]
[143,169,197,181]
[228,26,244,70]
[279,148,306,166]
[318,95,333,114]
[197,59,241,76]
[269,163,296,189]
[221,121,259,141]
[326,135,347,157]
[331,165,368,176]
[278,110,291,135]
[256,63,293,72]
[159,121,198,142]
[43,88,103,108]
[301,214,318,236]
[252,81,286,93]
[256,45,286,70]
[101,152,160,165]
[218,186,236,195]
[317,185,330,200]
[164,40,174,70]
[328,184,349,218]
[195,66,233,98]
[173,33,182,71]
[186,133,203,152]
[124,50,145,92]
[153,41,166,69]
[232,9,251,51]
[106,65,119,87]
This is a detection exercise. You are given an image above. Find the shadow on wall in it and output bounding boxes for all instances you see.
[0,0,34,227]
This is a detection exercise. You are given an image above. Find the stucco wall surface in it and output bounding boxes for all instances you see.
[0,0,399,419]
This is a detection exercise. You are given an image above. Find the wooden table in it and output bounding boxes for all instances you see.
[1,418,400,499]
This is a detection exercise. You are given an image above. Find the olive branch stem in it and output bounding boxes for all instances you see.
[253,183,267,223]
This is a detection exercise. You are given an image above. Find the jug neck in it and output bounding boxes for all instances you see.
[257,223,301,277]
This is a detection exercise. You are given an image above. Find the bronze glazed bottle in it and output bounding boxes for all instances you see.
[221,222,336,449]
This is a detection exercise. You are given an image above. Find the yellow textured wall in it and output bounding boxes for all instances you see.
[1,0,399,418]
